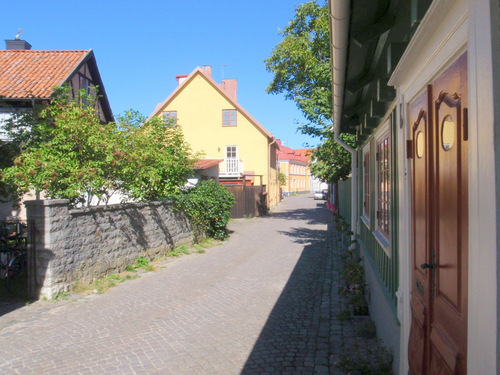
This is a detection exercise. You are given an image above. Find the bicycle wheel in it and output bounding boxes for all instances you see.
[6,253,27,296]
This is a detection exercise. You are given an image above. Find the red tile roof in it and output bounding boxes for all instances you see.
[194,159,223,170]
[0,50,90,99]
[276,140,310,164]
[295,148,314,162]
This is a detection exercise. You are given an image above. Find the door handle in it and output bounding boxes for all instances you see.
[420,263,435,270]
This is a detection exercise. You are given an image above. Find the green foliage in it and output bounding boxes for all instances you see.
[134,256,153,271]
[114,110,198,202]
[266,1,355,184]
[337,309,352,322]
[1,87,196,205]
[175,180,235,240]
[2,87,116,205]
[0,139,21,202]
[357,320,377,338]
[309,132,356,183]
[336,342,393,375]
[339,249,367,311]
[265,0,331,131]
[168,244,191,257]
[278,172,287,186]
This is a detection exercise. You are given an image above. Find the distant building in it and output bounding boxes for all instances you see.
[294,147,328,193]
[276,140,311,196]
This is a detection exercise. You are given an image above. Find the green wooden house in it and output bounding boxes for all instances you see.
[328,0,500,373]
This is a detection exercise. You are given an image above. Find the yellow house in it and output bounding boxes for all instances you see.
[276,140,311,196]
[149,66,280,209]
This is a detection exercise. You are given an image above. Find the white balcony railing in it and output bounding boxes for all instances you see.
[221,158,244,177]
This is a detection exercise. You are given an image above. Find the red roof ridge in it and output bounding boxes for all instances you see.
[148,67,275,140]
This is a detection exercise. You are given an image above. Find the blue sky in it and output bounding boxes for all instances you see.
[1,0,319,149]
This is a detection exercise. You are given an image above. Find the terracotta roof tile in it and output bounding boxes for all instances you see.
[0,50,90,99]
[194,159,223,170]
[276,140,310,164]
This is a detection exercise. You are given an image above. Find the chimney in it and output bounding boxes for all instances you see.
[175,74,189,86]
[220,79,237,102]
[5,39,32,50]
[201,65,212,78]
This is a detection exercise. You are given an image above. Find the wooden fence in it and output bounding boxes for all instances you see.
[225,185,267,218]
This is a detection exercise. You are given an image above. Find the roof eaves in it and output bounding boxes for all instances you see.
[148,67,275,140]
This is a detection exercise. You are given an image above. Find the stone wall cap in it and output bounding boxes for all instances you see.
[68,200,175,215]
[24,199,70,207]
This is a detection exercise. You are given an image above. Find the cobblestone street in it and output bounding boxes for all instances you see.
[0,194,363,374]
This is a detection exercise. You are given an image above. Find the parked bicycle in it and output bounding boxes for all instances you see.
[0,217,27,295]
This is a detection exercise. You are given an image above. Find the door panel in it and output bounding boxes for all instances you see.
[408,87,433,375]
[408,52,468,374]
[430,52,468,375]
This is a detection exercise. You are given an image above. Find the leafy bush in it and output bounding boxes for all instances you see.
[336,340,393,375]
[175,180,235,240]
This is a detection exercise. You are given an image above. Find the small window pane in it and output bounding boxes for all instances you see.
[441,115,455,151]
[223,109,237,126]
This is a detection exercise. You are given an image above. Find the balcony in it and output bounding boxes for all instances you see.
[220,158,244,178]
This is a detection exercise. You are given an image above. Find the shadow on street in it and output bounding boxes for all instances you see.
[241,201,334,374]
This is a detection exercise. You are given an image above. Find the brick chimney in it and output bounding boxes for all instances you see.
[5,39,32,50]
[220,79,237,102]
[201,65,212,78]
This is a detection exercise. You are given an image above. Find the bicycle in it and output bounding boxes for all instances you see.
[0,218,28,295]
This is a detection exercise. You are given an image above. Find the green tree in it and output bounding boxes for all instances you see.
[278,172,287,186]
[266,0,355,183]
[265,0,331,135]
[2,87,118,205]
[114,111,198,201]
[309,132,356,183]
[1,87,197,205]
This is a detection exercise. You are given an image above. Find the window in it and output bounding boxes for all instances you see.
[226,145,237,159]
[163,111,177,125]
[225,146,239,174]
[79,75,90,94]
[363,148,371,219]
[376,132,391,239]
[222,109,237,126]
[79,75,92,104]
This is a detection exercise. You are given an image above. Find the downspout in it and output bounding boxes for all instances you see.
[329,0,358,247]
[268,137,277,209]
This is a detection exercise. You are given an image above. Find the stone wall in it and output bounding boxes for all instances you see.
[25,199,196,299]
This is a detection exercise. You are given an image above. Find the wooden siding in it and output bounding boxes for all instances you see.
[338,179,352,225]
[359,223,398,312]
[357,111,399,316]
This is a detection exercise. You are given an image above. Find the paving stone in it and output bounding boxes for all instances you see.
[0,194,378,374]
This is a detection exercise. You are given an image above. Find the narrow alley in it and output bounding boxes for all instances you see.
[0,194,360,374]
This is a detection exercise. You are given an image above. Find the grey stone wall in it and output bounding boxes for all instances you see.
[24,199,196,299]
